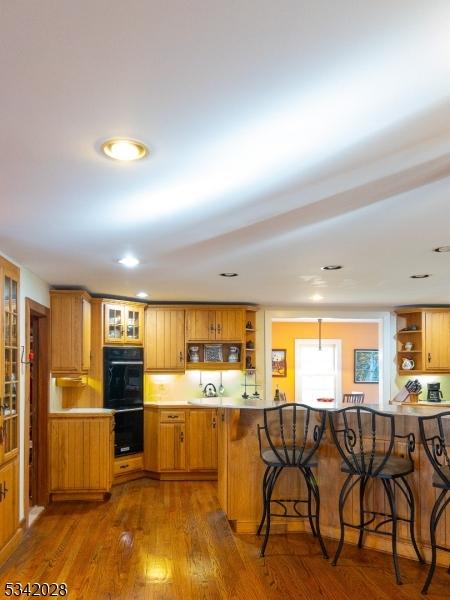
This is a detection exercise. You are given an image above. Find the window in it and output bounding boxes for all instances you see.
[295,339,342,402]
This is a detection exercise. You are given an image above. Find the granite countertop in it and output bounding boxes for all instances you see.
[50,408,115,415]
[188,398,450,417]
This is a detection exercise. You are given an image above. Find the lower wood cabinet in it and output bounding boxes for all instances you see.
[0,458,20,562]
[144,406,217,479]
[48,412,114,501]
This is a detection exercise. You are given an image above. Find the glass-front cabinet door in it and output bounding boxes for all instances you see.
[104,303,125,344]
[103,302,144,345]
[1,259,19,463]
[124,305,144,344]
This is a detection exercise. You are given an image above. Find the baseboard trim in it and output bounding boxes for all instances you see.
[50,491,110,502]
[146,470,217,481]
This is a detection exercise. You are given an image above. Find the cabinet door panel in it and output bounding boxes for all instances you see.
[104,304,125,344]
[186,310,215,341]
[124,305,144,345]
[81,298,91,371]
[425,312,450,370]
[189,409,218,470]
[215,310,244,341]
[159,423,186,470]
[145,309,185,371]
[0,459,18,549]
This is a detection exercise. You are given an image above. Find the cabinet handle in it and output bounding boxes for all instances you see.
[212,419,216,429]
[120,464,129,469]
[217,323,221,334]
[168,415,179,419]
[179,351,183,362]
[221,413,225,422]
[180,431,184,442]
[428,352,432,363]
[210,323,215,334]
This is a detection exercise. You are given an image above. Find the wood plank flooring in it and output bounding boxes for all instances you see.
[0,479,448,599]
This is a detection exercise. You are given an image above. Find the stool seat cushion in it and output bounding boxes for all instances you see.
[340,453,413,478]
[432,465,450,489]
[261,446,317,467]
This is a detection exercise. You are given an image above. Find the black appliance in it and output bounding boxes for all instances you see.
[104,347,144,456]
[427,382,443,403]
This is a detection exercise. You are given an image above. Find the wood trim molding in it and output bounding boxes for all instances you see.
[24,298,50,526]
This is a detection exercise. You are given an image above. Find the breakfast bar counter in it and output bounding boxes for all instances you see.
[194,399,450,567]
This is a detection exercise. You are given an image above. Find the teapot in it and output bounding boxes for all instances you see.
[401,357,415,370]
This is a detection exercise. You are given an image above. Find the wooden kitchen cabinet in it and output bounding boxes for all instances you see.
[188,409,217,470]
[396,307,450,374]
[103,301,144,345]
[48,412,114,501]
[0,458,19,558]
[144,407,217,479]
[425,311,450,370]
[145,308,185,372]
[186,309,244,342]
[50,290,91,375]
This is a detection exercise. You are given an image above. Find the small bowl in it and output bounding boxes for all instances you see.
[317,398,334,402]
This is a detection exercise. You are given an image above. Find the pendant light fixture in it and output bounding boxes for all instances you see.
[318,318,323,351]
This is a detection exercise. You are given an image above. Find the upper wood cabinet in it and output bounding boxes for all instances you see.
[425,311,450,370]
[50,290,91,375]
[396,307,450,374]
[103,301,144,345]
[186,309,244,342]
[145,308,185,372]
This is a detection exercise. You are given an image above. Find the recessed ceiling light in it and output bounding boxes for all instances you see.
[118,256,140,268]
[219,272,238,277]
[102,138,148,161]
[433,246,450,253]
[311,294,324,301]
[410,274,430,279]
[321,265,343,271]
[136,291,148,298]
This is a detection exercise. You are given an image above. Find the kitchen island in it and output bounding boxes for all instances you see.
[190,398,450,567]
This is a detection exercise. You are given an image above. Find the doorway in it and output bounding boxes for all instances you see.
[25,298,50,523]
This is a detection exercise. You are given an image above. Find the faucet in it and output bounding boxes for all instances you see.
[203,383,217,397]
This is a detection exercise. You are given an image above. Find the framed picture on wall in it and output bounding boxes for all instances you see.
[354,349,379,383]
[272,349,287,377]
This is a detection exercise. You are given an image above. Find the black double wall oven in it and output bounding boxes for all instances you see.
[104,347,143,457]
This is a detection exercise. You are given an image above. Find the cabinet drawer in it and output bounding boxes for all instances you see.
[160,410,186,423]
[114,454,144,476]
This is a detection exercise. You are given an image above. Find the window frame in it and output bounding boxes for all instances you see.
[294,338,342,403]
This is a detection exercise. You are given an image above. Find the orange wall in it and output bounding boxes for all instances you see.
[271,322,379,403]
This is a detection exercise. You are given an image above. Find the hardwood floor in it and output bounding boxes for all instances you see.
[0,479,448,599]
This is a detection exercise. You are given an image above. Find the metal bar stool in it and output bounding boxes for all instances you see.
[329,406,424,584]
[256,403,328,558]
[419,411,450,595]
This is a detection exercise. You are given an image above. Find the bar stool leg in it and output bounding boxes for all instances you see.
[358,476,368,549]
[304,466,329,559]
[382,479,402,585]
[332,473,354,566]
[257,466,272,536]
[397,476,425,563]
[259,467,282,557]
[422,489,448,595]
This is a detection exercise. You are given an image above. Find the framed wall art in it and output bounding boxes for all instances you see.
[272,349,287,377]
[354,349,379,383]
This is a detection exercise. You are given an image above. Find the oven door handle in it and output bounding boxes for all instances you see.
[115,407,144,413]
[109,361,144,365]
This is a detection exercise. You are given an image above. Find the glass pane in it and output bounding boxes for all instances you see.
[127,310,139,339]
[4,312,10,347]
[10,314,17,346]
[4,276,10,308]
[11,279,17,313]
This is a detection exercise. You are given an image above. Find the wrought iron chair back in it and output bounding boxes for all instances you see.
[329,406,397,477]
[257,403,326,467]
[419,411,450,488]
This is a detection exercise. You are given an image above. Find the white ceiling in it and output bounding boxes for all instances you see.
[1,1,450,306]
